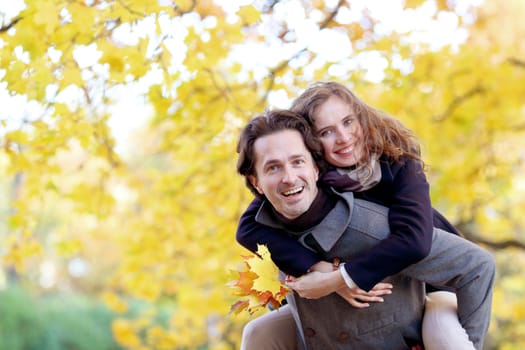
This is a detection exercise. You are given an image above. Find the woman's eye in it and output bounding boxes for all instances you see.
[319,129,332,137]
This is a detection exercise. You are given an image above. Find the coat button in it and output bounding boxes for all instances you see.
[304,327,316,337]
[337,332,350,342]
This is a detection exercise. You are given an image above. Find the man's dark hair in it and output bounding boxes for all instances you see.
[236,109,324,197]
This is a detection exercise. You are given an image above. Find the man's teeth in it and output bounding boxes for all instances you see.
[283,187,303,196]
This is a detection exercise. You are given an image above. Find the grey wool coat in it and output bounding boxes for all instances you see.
[255,190,495,350]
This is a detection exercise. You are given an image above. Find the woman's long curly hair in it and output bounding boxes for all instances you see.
[290,81,423,168]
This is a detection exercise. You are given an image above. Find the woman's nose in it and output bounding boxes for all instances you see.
[335,127,350,144]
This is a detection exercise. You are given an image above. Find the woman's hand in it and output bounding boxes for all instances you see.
[335,282,393,308]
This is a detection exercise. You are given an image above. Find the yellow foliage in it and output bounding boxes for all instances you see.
[102,291,129,314]
[404,0,426,9]
[1,0,525,348]
[120,269,162,302]
[11,21,47,59]
[146,326,178,350]
[112,318,143,348]
[3,60,28,95]
[121,0,168,16]
[64,3,98,44]
[238,5,261,25]
[33,1,59,35]
[1,238,43,273]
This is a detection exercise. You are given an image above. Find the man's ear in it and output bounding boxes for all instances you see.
[314,163,319,180]
[248,175,263,194]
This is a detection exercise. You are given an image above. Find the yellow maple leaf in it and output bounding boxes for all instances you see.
[228,244,289,315]
[249,245,283,296]
[33,1,59,35]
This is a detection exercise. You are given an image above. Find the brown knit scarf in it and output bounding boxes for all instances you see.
[321,154,382,192]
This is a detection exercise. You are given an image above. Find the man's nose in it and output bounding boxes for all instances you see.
[282,166,298,184]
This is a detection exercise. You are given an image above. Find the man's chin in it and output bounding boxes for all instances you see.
[280,205,308,220]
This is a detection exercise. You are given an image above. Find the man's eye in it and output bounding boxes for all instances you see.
[293,159,305,165]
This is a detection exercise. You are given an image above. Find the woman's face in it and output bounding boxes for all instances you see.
[312,95,365,168]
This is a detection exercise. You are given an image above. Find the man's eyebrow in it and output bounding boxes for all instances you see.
[262,159,280,168]
[262,154,306,167]
[290,154,306,159]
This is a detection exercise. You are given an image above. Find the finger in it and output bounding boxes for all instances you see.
[352,295,385,303]
[363,289,392,297]
[362,285,393,296]
[370,283,393,291]
[350,301,370,308]
[337,291,380,304]
[344,298,370,308]
[286,283,311,297]
[285,281,297,290]
[285,275,298,283]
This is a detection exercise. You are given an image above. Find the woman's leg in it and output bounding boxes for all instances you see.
[422,291,475,350]
[240,304,297,350]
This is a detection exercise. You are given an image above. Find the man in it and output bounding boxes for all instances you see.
[236,109,495,349]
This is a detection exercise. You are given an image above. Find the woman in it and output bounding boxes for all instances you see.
[237,81,474,349]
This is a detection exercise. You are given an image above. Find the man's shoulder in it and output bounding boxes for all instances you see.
[254,200,284,229]
[353,197,389,215]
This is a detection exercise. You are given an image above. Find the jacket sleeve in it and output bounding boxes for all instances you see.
[343,158,434,291]
[236,198,321,277]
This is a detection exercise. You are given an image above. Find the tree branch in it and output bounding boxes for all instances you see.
[457,222,525,251]
[433,85,484,122]
[507,57,525,68]
[258,0,346,106]
[0,16,22,33]
[116,0,147,17]
[462,232,525,250]
[319,0,346,29]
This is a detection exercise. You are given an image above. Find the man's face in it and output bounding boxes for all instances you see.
[249,129,319,219]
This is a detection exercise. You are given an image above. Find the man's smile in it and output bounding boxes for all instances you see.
[282,186,304,197]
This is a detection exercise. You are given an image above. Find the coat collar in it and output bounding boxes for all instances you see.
[255,189,354,252]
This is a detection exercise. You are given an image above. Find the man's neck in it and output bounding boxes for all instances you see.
[271,186,337,232]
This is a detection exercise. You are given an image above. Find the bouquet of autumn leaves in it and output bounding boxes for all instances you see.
[229,244,290,315]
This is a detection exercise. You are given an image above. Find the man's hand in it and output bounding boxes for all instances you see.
[308,260,334,273]
[287,260,393,307]
[336,282,393,308]
[285,270,344,299]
